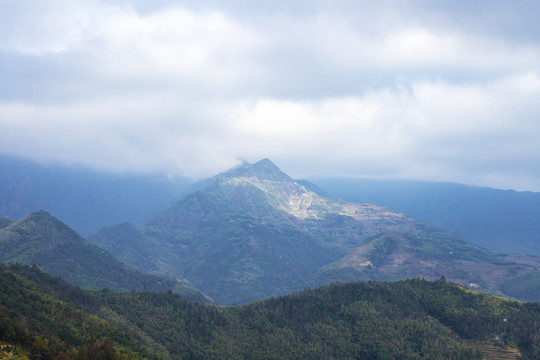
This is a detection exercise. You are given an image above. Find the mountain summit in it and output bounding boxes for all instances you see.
[89,159,540,305]
[0,210,87,263]
[218,158,292,182]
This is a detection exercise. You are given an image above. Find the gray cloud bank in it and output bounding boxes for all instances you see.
[1,0,540,190]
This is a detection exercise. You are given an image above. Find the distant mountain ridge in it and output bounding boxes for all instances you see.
[89,159,540,305]
[0,154,193,236]
[311,177,540,256]
[0,210,211,303]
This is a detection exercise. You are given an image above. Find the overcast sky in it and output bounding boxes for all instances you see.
[1,1,540,191]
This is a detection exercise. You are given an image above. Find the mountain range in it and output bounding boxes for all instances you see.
[2,157,540,358]
[88,159,540,305]
[3,153,540,258]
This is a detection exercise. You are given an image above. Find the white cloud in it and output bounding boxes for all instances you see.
[2,1,540,190]
[1,1,263,88]
[228,72,540,190]
[91,7,264,83]
[0,0,98,55]
[0,95,239,177]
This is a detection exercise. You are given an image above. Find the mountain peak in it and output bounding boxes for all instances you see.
[26,210,75,230]
[0,216,14,229]
[250,158,290,179]
[252,158,279,169]
[28,209,55,219]
[220,158,292,182]
[7,210,84,247]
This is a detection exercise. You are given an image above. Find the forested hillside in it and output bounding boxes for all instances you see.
[1,263,539,359]
[89,159,540,305]
[0,211,210,303]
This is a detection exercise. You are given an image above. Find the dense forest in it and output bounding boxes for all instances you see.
[1,263,539,359]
